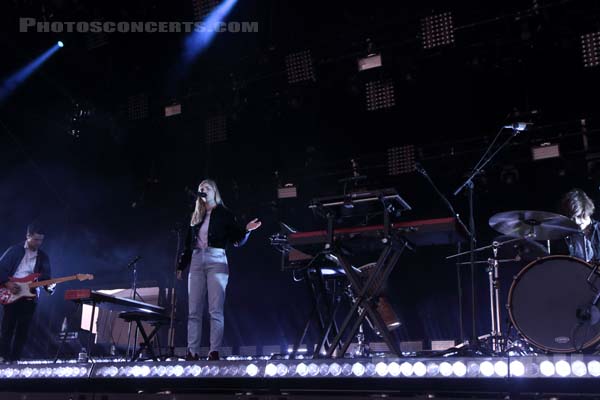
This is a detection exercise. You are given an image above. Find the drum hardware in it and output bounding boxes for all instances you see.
[507,255,600,353]
[449,232,551,354]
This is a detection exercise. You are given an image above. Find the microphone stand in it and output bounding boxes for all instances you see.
[416,163,472,343]
[125,256,141,361]
[164,225,183,360]
[451,126,523,355]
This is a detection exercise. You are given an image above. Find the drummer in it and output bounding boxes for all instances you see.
[560,188,600,262]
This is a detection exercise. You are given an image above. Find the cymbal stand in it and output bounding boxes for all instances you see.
[487,242,502,353]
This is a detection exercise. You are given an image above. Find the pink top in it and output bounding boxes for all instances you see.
[196,209,213,249]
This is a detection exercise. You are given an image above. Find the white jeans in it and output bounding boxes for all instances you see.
[187,247,229,354]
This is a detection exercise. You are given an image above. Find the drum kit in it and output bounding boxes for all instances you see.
[452,209,600,354]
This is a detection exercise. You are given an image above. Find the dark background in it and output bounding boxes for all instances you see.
[0,0,599,357]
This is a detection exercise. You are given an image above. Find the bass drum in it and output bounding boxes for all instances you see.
[508,255,600,353]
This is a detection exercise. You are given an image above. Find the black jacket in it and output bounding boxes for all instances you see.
[565,220,600,262]
[177,205,250,271]
[0,243,52,285]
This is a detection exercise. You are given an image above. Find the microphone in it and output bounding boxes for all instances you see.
[503,122,531,131]
[126,256,141,268]
[198,192,207,198]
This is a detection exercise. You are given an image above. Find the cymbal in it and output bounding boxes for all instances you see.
[493,235,549,261]
[489,210,580,241]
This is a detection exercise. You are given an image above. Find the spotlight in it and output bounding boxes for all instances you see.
[555,360,571,377]
[246,364,259,377]
[57,41,64,48]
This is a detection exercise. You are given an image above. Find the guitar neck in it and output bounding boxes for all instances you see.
[29,275,78,288]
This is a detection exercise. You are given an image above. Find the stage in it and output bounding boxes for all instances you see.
[1,354,600,399]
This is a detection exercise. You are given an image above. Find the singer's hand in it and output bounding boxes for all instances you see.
[176,270,183,281]
[246,218,262,232]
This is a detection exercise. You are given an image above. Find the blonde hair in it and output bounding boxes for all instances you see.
[190,179,224,226]
[561,188,595,219]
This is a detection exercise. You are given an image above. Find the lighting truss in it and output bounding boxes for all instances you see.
[365,79,395,111]
[285,50,316,84]
[582,31,600,68]
[127,93,149,121]
[387,145,416,176]
[205,114,227,144]
[421,12,455,49]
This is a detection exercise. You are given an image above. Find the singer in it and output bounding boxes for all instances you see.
[560,188,600,262]
[177,179,261,361]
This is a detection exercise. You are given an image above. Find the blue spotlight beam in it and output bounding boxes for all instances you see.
[182,0,238,64]
[0,42,63,104]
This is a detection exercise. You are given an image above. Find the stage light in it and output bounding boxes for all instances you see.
[439,362,453,377]
[246,364,259,377]
[479,361,494,377]
[57,41,64,48]
[206,114,228,144]
[400,362,414,377]
[426,363,440,377]
[0,42,64,103]
[587,360,600,377]
[571,360,587,377]
[581,31,600,68]
[201,365,211,376]
[276,363,289,377]
[329,363,342,377]
[307,363,319,377]
[183,0,238,63]
[296,363,308,377]
[189,365,202,377]
[387,145,416,175]
[421,12,455,49]
[265,363,277,377]
[375,362,388,377]
[285,50,316,84]
[357,363,372,377]
[358,53,382,72]
[494,361,508,377]
[509,361,525,377]
[413,362,427,377]
[365,79,395,111]
[387,362,401,377]
[467,362,480,377]
[352,362,365,377]
[341,363,352,376]
[209,366,219,376]
[452,361,467,377]
[555,360,571,377]
[128,93,149,121]
[540,360,555,377]
[319,364,330,376]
